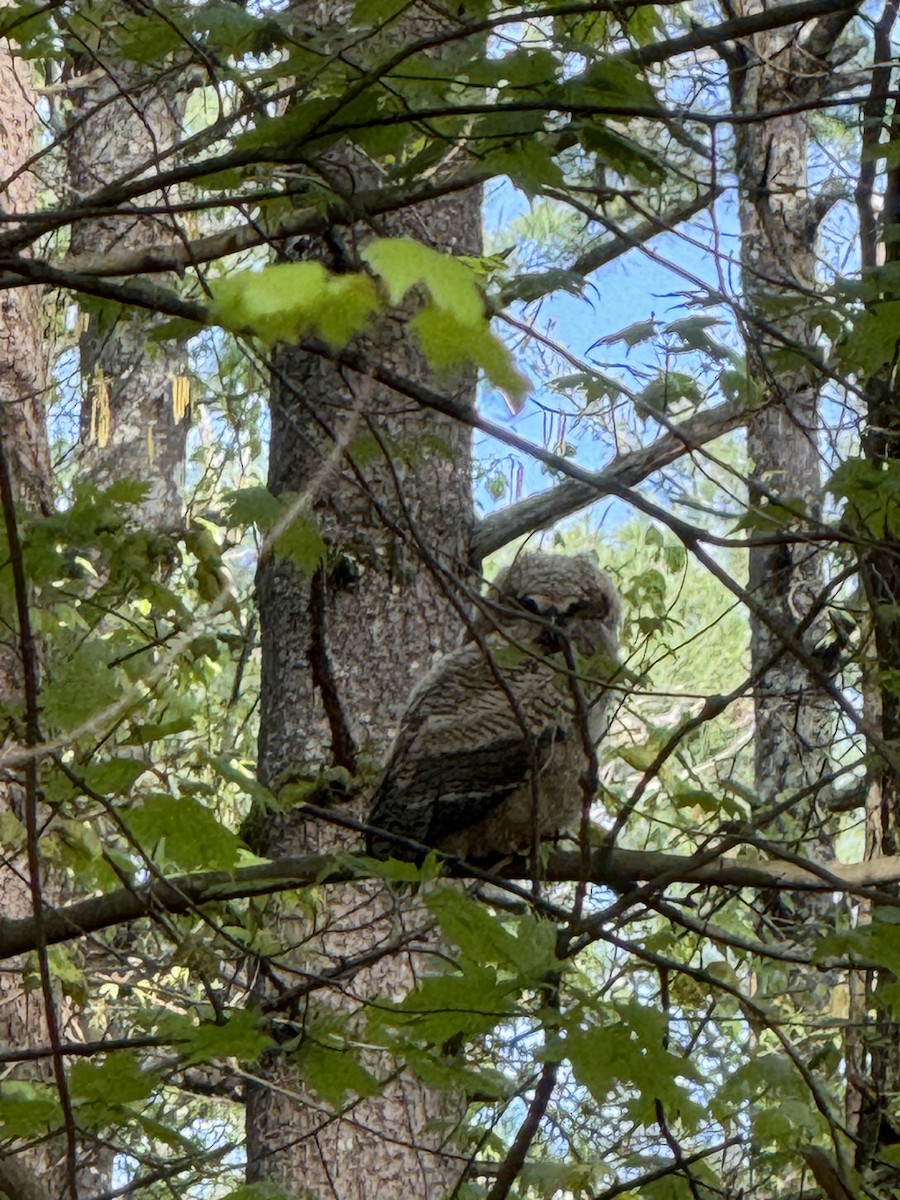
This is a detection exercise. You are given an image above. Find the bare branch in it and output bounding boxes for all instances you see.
[498,187,720,308]
[471,399,746,560]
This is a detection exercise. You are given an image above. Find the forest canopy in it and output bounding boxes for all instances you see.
[0,0,897,1198]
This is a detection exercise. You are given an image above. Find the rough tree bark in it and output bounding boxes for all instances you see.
[245,17,482,1182]
[730,3,879,1193]
[728,0,853,915]
[56,34,193,1195]
[66,37,188,529]
[726,11,859,1193]
[247,238,478,1197]
[0,13,59,1198]
[845,1,900,1182]
[0,17,51,515]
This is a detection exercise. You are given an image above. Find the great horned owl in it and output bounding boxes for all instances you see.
[365,551,621,862]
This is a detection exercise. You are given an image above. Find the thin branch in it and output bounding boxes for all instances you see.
[497,187,721,308]
[471,398,746,560]
[485,1060,559,1200]
[0,434,78,1197]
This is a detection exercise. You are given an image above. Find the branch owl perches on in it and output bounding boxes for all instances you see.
[365,552,622,862]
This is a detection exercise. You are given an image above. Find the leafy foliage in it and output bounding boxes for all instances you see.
[0,0,890,1196]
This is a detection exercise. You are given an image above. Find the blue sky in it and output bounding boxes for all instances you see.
[475,179,745,524]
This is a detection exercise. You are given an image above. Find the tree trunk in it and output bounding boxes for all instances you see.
[66,50,188,529]
[0,16,51,516]
[246,186,480,1200]
[0,13,59,1198]
[729,0,845,926]
[34,38,193,1196]
[845,6,900,1181]
[729,15,850,1191]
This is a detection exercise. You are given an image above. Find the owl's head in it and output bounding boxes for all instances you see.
[483,550,621,661]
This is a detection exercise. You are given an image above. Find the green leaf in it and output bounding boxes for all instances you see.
[839,301,900,375]
[204,754,275,808]
[70,1052,158,1125]
[225,487,326,573]
[123,793,243,871]
[595,318,658,349]
[732,497,809,533]
[135,1111,195,1151]
[105,479,154,505]
[828,458,900,538]
[403,1046,512,1097]
[363,237,484,324]
[351,0,409,26]
[220,1186,294,1200]
[0,1082,61,1136]
[295,1042,379,1108]
[625,3,663,44]
[411,303,529,404]
[81,757,146,796]
[576,123,665,185]
[579,59,659,108]
[485,139,566,199]
[562,1004,702,1128]
[374,963,515,1042]
[426,886,559,981]
[116,14,184,63]
[225,486,282,530]
[171,1009,275,1066]
[519,1161,598,1198]
[42,818,108,888]
[363,853,443,883]
[0,3,54,45]
[235,101,335,151]
[42,642,124,732]
[209,263,381,347]
[505,269,586,305]
[189,0,275,56]
[636,371,702,415]
[616,728,667,771]
[0,810,25,854]
[665,315,732,361]
[669,785,720,813]
[273,509,327,575]
[127,714,196,744]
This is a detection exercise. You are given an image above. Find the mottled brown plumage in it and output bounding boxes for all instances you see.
[365,552,621,861]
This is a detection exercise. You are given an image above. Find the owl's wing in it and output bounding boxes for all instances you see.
[365,647,565,860]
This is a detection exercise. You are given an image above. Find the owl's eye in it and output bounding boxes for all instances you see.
[565,596,609,620]
[519,595,542,614]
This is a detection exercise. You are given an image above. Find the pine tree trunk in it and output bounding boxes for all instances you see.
[0,14,60,1198]
[246,190,480,1200]
[0,16,51,515]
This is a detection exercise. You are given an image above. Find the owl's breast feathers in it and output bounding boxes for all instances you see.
[366,551,620,863]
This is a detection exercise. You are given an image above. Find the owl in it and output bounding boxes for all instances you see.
[365,551,621,862]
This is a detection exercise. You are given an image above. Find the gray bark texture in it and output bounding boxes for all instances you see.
[61,38,193,1196]
[246,169,481,1197]
[0,21,51,516]
[66,47,188,529]
[730,6,860,1192]
[0,15,60,1198]
[845,2,900,1178]
[730,0,842,881]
